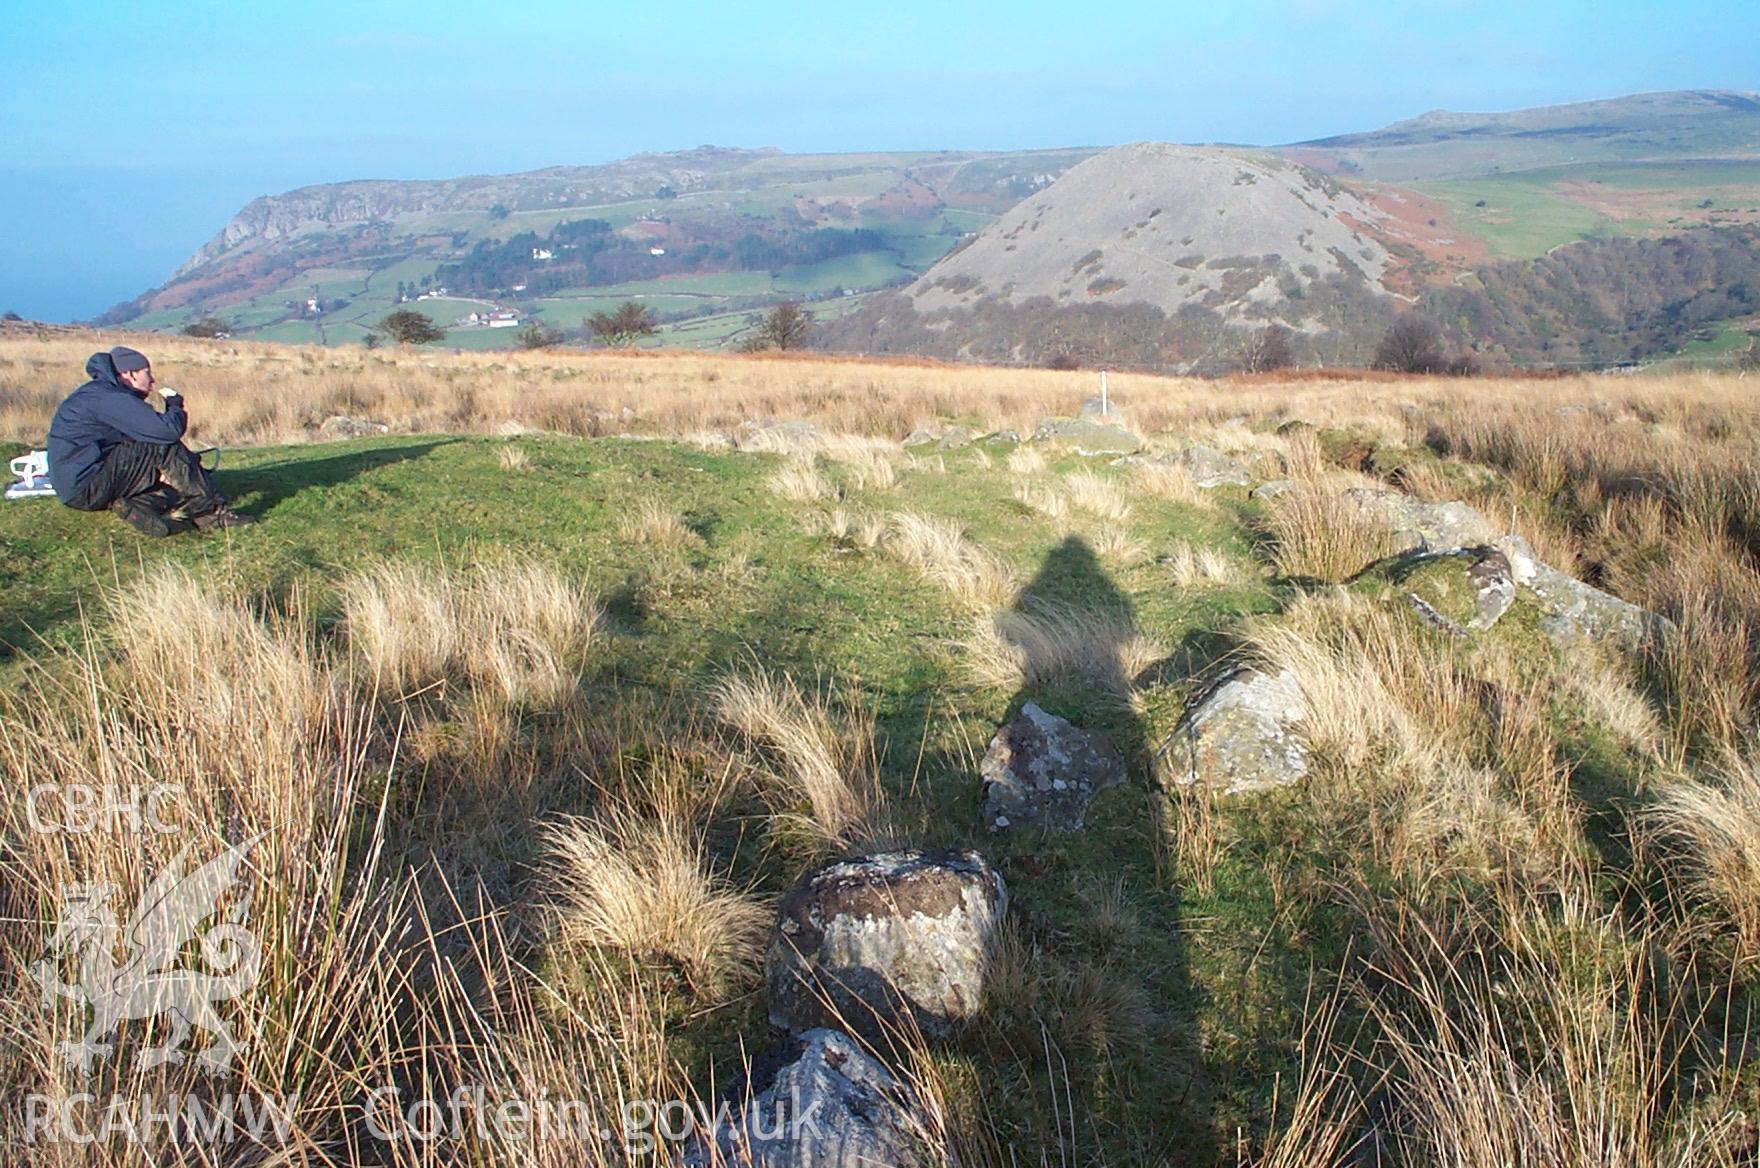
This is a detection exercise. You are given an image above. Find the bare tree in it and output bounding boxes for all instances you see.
[515,321,564,349]
[1373,314,1447,374]
[748,301,815,351]
[1240,324,1296,373]
[588,302,658,347]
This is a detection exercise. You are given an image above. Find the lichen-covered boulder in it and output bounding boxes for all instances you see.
[1390,546,1518,636]
[741,420,825,453]
[1466,547,1516,630]
[935,425,977,450]
[682,1029,922,1168]
[902,429,937,448]
[1344,489,1500,553]
[980,702,1125,832]
[1177,444,1254,488]
[317,415,389,439]
[984,429,1022,445]
[767,850,1007,1040]
[1251,479,1295,501]
[1031,416,1145,456]
[1524,559,1677,654]
[1155,667,1308,795]
[1078,396,1132,428]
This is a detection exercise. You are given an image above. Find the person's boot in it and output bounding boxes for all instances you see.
[192,506,257,531]
[111,498,171,537]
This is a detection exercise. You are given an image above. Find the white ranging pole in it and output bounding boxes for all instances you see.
[1100,369,1109,418]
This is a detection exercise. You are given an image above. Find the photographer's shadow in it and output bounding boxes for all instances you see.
[988,534,1210,1160]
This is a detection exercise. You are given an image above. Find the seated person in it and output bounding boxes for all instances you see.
[47,346,254,536]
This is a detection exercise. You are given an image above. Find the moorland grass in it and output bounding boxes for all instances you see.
[6,337,1760,1164]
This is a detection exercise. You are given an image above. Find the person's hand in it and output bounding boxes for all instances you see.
[159,387,181,404]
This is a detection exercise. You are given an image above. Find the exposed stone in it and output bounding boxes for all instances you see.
[1465,546,1516,630]
[1384,546,1517,636]
[980,703,1125,832]
[741,420,825,453]
[1031,416,1145,456]
[985,429,1022,445]
[1155,667,1308,795]
[1275,419,1316,438]
[1406,592,1467,638]
[1178,444,1253,488]
[1344,489,1500,553]
[1078,396,1132,428]
[682,1029,922,1168]
[935,425,977,450]
[767,850,1007,1040]
[316,415,389,439]
[902,429,937,448]
[1524,559,1677,654]
[1251,479,1295,501]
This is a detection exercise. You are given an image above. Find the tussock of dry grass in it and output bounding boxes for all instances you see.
[1012,481,1069,522]
[103,564,333,773]
[840,449,899,492]
[1131,459,1206,505]
[1249,591,1577,883]
[1344,889,1722,1168]
[341,557,598,705]
[766,455,838,502]
[1163,542,1245,587]
[820,507,886,548]
[966,601,1167,695]
[619,496,701,547]
[886,509,1017,610]
[1563,651,1665,760]
[713,668,897,852]
[544,810,767,996]
[1007,444,1047,475]
[497,443,531,471]
[1261,488,1398,582]
[1092,523,1150,567]
[1649,754,1760,958]
[1063,469,1132,521]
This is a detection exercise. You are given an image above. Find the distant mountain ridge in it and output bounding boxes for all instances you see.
[173,146,789,278]
[1284,89,1760,181]
[114,90,1760,364]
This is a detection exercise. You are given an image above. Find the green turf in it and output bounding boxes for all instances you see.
[0,432,1295,1158]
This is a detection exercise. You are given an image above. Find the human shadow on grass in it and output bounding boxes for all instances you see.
[973,534,1215,1164]
[216,439,456,516]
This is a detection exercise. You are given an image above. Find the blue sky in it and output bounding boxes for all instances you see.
[1,0,1754,321]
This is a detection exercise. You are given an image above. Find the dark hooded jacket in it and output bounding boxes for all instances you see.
[47,352,188,502]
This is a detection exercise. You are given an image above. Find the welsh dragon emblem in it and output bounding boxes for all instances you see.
[29,838,262,1076]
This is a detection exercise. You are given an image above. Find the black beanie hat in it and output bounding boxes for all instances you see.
[110,346,150,373]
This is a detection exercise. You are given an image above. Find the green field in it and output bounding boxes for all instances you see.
[1416,173,1621,257]
[1418,159,1760,258]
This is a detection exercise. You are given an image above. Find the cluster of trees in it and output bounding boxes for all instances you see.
[436,217,891,297]
[1423,225,1760,364]
[822,225,1760,373]
[368,299,813,353]
[181,317,231,338]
